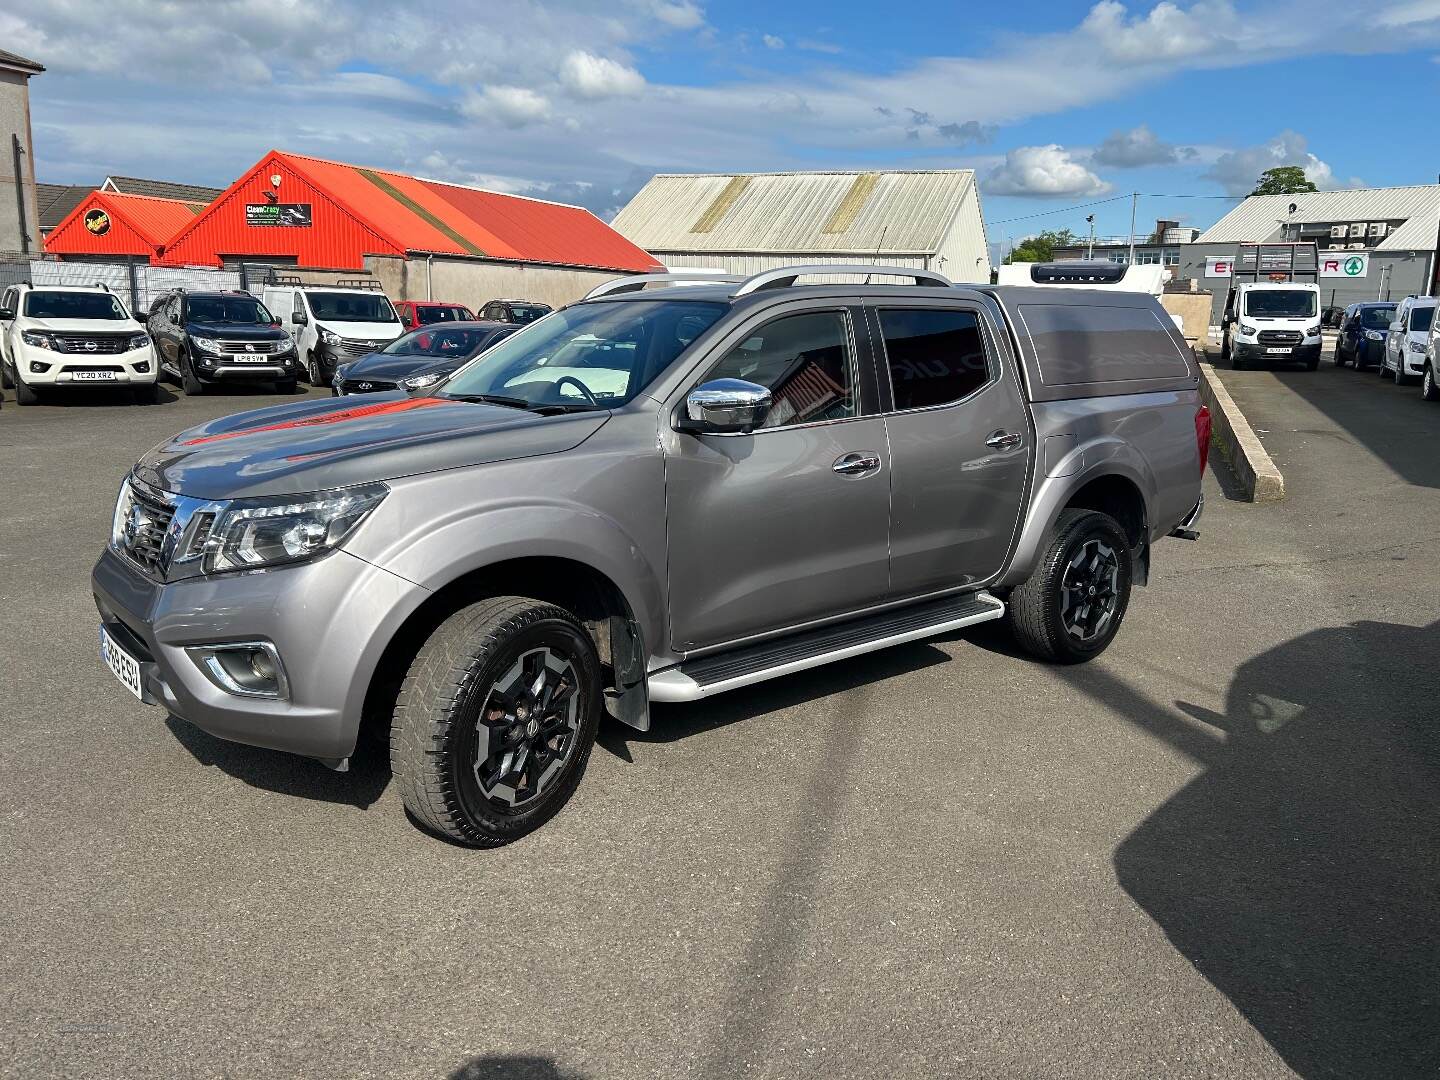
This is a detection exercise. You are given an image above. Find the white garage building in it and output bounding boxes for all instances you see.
[611,169,992,284]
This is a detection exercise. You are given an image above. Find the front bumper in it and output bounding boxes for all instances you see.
[15,341,158,385]
[1233,341,1321,363]
[91,545,423,761]
[192,348,299,383]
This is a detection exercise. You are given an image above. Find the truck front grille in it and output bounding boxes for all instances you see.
[116,483,177,576]
[1257,330,1303,346]
[339,338,388,357]
[216,339,280,355]
[51,334,130,354]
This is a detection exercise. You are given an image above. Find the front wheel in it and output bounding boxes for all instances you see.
[1004,508,1133,664]
[1422,365,1440,402]
[390,597,602,847]
[14,369,38,405]
[180,354,206,396]
[307,353,327,387]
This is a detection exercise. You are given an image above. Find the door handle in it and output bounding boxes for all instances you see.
[832,451,881,476]
[985,431,1023,450]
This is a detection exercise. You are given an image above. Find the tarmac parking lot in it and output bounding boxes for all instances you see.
[1,371,1436,1080]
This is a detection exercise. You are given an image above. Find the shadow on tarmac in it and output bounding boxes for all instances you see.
[1060,618,1440,1079]
[447,1056,587,1079]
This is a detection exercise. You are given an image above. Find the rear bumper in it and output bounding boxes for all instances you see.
[1169,494,1203,540]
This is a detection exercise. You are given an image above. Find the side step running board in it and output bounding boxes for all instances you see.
[648,591,1005,703]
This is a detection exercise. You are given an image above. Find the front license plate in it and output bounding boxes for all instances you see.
[100,626,144,700]
[1266,347,1292,354]
[71,370,116,381]
[227,355,269,363]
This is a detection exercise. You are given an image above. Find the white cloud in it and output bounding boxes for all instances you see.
[985,145,1113,198]
[465,85,552,127]
[559,50,646,98]
[762,34,785,49]
[1090,124,1181,168]
[1203,131,1341,195]
[1079,0,1239,62]
[644,0,705,29]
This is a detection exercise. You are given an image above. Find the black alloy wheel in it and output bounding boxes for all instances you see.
[1059,538,1122,645]
[180,353,206,396]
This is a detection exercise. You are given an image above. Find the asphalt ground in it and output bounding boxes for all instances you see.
[1,367,1436,1080]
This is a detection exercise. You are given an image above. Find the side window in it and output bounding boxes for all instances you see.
[703,310,857,430]
[878,308,990,411]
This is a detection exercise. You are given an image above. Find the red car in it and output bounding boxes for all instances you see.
[393,300,475,330]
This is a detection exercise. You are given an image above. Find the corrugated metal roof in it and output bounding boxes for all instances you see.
[103,176,226,203]
[44,191,202,258]
[611,170,977,255]
[1197,186,1440,251]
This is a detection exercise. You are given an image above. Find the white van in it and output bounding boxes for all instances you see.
[1383,295,1434,386]
[261,279,403,387]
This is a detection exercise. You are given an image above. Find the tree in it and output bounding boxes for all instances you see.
[1251,166,1318,196]
[1005,229,1079,264]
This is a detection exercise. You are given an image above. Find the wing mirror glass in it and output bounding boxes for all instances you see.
[678,378,772,435]
[293,311,308,326]
[0,307,13,321]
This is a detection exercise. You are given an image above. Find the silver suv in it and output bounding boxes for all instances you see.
[93,265,1207,846]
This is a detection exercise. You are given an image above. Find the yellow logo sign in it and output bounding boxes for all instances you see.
[84,208,111,236]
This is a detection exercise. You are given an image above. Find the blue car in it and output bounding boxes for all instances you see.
[1334,302,1397,370]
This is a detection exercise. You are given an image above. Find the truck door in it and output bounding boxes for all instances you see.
[664,301,891,651]
[867,298,1030,599]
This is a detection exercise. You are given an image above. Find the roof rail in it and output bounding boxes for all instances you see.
[582,271,745,301]
[268,275,384,292]
[732,264,953,296]
[95,282,110,292]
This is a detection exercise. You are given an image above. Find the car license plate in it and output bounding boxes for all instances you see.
[71,370,115,381]
[228,355,269,363]
[100,626,143,700]
[1266,347,1292,354]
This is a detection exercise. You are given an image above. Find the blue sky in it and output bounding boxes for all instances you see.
[9,0,1440,245]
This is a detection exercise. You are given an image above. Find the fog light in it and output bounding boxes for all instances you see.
[134,360,151,373]
[30,361,50,374]
[186,641,289,699]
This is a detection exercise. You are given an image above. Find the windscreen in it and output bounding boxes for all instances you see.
[1244,290,1317,318]
[416,305,472,325]
[442,300,724,408]
[1410,306,1435,333]
[24,291,128,320]
[187,296,276,324]
[1361,306,1396,329]
[382,326,493,357]
[307,292,396,322]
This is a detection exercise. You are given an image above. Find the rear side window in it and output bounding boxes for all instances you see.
[878,309,990,410]
[1018,303,1189,388]
[1410,306,1434,333]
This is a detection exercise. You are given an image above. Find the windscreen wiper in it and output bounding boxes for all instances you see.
[442,393,532,409]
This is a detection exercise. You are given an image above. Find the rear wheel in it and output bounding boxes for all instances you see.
[390,596,602,847]
[1422,364,1440,402]
[1004,508,1133,664]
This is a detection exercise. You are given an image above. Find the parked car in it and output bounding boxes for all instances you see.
[146,289,300,396]
[1321,305,1346,328]
[331,321,519,396]
[0,283,158,404]
[1382,296,1434,386]
[1333,302,1396,369]
[261,279,404,387]
[394,300,475,331]
[478,298,552,324]
[93,264,1207,847]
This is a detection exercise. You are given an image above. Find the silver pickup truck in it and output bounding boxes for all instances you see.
[93,265,1208,847]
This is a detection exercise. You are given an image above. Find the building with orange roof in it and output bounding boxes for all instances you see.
[158,150,661,307]
[43,189,208,262]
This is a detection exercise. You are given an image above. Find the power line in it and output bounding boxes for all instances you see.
[985,190,1246,226]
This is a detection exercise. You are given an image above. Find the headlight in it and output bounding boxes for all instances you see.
[110,477,135,549]
[191,335,223,354]
[1409,340,1427,353]
[21,330,53,349]
[201,482,388,575]
[1366,330,1384,341]
[1239,324,1257,336]
[319,326,342,346]
[128,332,150,351]
[400,372,445,390]
[277,330,295,351]
[1306,325,1320,338]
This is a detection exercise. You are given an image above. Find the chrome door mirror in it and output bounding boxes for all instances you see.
[679,378,772,435]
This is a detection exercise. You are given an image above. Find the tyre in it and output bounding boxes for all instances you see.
[180,354,206,396]
[1332,347,1346,368]
[1380,360,1393,380]
[0,358,12,389]
[307,353,327,387]
[390,596,602,847]
[132,382,159,404]
[14,369,38,405]
[1396,369,1418,387]
[1422,364,1440,402]
[274,377,298,395]
[1003,508,1133,664]
[1231,352,1246,371]
[1304,355,1319,371]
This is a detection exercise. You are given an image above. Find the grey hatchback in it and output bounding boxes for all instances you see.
[94,266,1206,846]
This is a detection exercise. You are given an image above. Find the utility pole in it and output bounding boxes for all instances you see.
[1126,193,1138,265]
[1086,215,1095,260]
